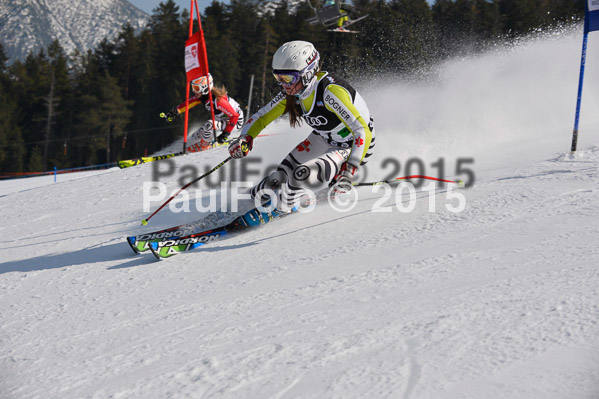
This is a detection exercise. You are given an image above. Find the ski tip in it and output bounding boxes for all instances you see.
[457,180,465,188]
[141,219,148,226]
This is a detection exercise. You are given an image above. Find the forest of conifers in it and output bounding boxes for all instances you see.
[0,0,585,173]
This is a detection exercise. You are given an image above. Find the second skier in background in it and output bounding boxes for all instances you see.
[161,73,244,152]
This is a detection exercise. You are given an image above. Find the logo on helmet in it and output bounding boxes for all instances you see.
[306,49,318,66]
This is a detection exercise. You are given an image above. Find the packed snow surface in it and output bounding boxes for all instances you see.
[1,28,598,398]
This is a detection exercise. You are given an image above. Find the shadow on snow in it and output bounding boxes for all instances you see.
[0,242,153,274]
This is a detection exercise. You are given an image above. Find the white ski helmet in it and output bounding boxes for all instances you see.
[272,41,320,91]
[191,73,213,95]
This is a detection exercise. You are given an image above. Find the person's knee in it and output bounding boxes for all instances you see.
[250,170,287,201]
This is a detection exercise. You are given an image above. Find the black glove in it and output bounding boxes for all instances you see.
[329,162,357,193]
[216,132,230,144]
[228,135,253,159]
[159,107,178,122]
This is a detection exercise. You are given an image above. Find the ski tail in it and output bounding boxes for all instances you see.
[127,236,142,254]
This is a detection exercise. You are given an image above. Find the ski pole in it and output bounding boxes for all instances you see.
[141,156,232,225]
[354,175,464,187]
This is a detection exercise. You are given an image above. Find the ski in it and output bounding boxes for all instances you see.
[128,175,463,259]
[142,206,295,260]
[185,139,232,153]
[126,211,234,255]
[131,189,332,258]
[327,28,360,33]
[147,225,228,260]
[118,140,230,169]
[118,152,182,169]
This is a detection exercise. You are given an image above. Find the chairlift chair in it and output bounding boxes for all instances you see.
[306,0,349,27]
[305,0,368,32]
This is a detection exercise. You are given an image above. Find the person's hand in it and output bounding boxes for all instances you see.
[329,162,357,193]
[228,135,253,159]
[159,108,178,122]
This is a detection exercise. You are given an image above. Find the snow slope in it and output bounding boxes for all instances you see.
[1,28,599,399]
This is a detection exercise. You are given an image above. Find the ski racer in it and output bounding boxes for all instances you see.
[228,40,375,211]
[161,74,244,152]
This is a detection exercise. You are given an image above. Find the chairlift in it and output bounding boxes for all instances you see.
[305,0,368,33]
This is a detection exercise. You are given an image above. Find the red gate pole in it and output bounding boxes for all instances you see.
[182,0,195,153]
[182,0,217,154]
[194,0,217,142]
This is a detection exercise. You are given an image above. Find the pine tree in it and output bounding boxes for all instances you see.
[27,146,43,173]
[256,22,280,106]
[498,0,547,36]
[389,0,436,73]
[50,41,72,161]
[113,24,140,101]
[0,102,25,174]
[76,71,133,164]
[203,3,242,96]
[0,43,25,173]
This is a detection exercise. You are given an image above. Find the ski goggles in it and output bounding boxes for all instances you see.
[191,81,203,93]
[272,70,301,87]
[191,76,210,93]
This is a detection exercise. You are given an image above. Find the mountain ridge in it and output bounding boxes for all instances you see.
[0,0,149,64]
